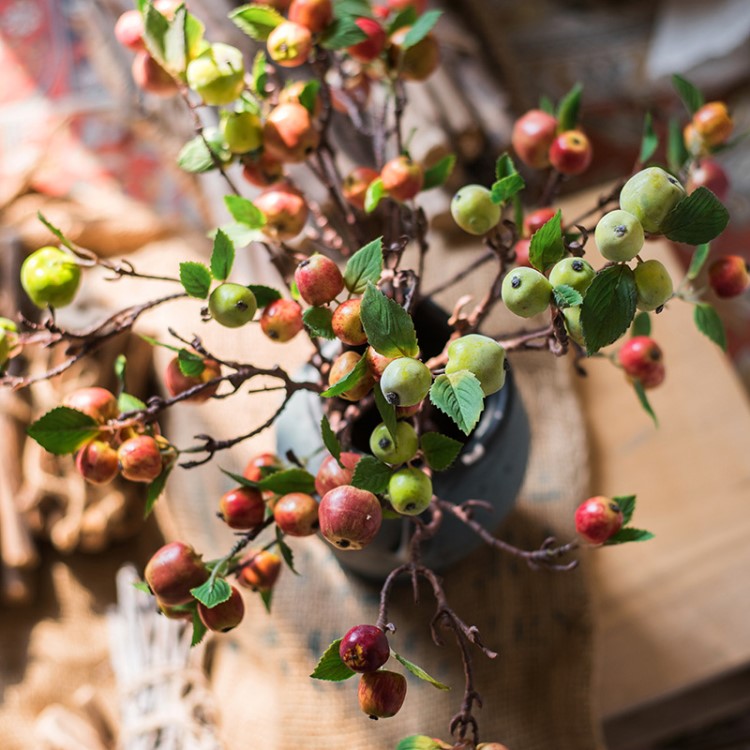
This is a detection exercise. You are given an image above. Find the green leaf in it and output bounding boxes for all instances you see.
[320,16,368,49]
[429,371,484,436]
[37,212,76,252]
[639,112,659,164]
[392,651,450,691]
[693,302,727,351]
[142,2,169,62]
[260,468,316,494]
[139,334,181,354]
[388,7,418,34]
[132,580,151,594]
[229,4,284,41]
[216,223,264,248]
[402,9,441,48]
[364,177,385,213]
[687,243,710,280]
[333,0,373,19]
[633,379,658,427]
[322,354,370,397]
[210,229,235,281]
[303,306,336,339]
[420,432,462,471]
[224,194,266,229]
[247,285,282,308]
[672,73,704,116]
[276,526,299,575]
[529,210,565,272]
[184,11,206,60]
[191,608,208,647]
[351,455,391,494]
[614,495,636,526]
[344,237,384,294]
[580,264,637,355]
[631,311,651,337]
[605,527,655,545]
[27,407,100,456]
[667,116,689,174]
[556,82,583,132]
[114,354,127,392]
[190,576,232,608]
[491,173,525,205]
[177,136,226,173]
[298,80,321,116]
[539,94,555,115]
[260,587,274,613]
[373,382,398,444]
[360,283,419,358]
[422,154,456,191]
[118,392,147,414]
[310,638,356,681]
[179,261,211,299]
[251,50,268,97]
[320,415,342,466]
[163,5,188,74]
[177,349,205,377]
[144,466,172,518]
[661,187,729,245]
[553,284,583,309]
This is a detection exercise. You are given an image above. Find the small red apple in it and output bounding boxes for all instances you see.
[219,486,266,530]
[387,26,439,81]
[318,485,382,550]
[63,387,119,423]
[118,435,163,483]
[255,185,309,241]
[238,549,282,591]
[342,167,379,210]
[164,356,221,403]
[131,51,178,96]
[114,9,145,51]
[549,130,593,176]
[358,670,407,718]
[314,452,362,496]
[574,496,623,545]
[618,336,665,389]
[260,298,304,342]
[687,159,730,201]
[263,102,320,163]
[708,255,750,298]
[328,352,374,401]
[267,21,313,68]
[294,255,345,306]
[692,101,733,148]
[288,0,333,33]
[339,624,390,673]
[381,156,424,202]
[511,109,558,169]
[198,585,245,632]
[76,439,119,485]
[348,18,387,63]
[523,207,557,237]
[332,299,367,346]
[145,541,209,606]
[273,492,319,536]
[241,153,285,187]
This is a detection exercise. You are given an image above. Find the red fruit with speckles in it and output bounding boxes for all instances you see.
[267,21,313,68]
[114,10,145,51]
[575,496,623,545]
[342,167,379,210]
[328,351,374,401]
[241,153,285,187]
[358,670,407,718]
[708,255,750,299]
[131,51,177,96]
[381,156,424,202]
[145,541,209,606]
[198,585,245,632]
[511,109,557,169]
[332,299,367,346]
[255,185,309,241]
[549,130,593,176]
[618,336,664,389]
[63,387,119,423]
[238,549,282,591]
[295,255,345,306]
[348,18,386,63]
[288,0,333,33]
[118,435,163,483]
[314,452,362,496]
[165,356,221,403]
[687,159,730,201]
[339,624,390,672]
[76,439,119,485]
[273,492,319,536]
[219,487,266,530]
[243,452,284,482]
[260,298,304,342]
[524,207,557,237]
[318,485,382,551]
[264,102,320,163]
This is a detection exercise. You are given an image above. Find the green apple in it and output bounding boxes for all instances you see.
[548,257,596,294]
[450,185,501,236]
[21,246,81,309]
[562,306,585,346]
[594,209,645,262]
[445,334,506,396]
[369,421,418,465]
[388,467,433,516]
[634,259,673,311]
[380,357,432,407]
[619,167,686,234]
[186,43,245,106]
[501,267,553,318]
[221,111,263,154]
[208,283,257,327]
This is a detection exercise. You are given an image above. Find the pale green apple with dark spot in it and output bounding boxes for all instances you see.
[388,467,433,516]
[186,43,245,106]
[594,209,644,262]
[380,357,432,407]
[619,167,686,234]
[562,306,585,346]
[208,283,257,327]
[21,246,81,309]
[501,267,553,318]
[445,334,506,396]
[548,257,596,294]
[450,185,501,236]
[369,421,418,465]
[634,259,673,311]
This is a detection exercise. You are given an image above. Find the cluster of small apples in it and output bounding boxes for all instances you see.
[63,387,173,486]
[574,495,624,545]
[511,108,593,176]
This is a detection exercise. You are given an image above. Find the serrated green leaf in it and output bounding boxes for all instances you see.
[351,455,391,494]
[259,468,316,494]
[179,261,211,298]
[320,415,342,466]
[322,354,370,397]
[639,112,659,164]
[553,284,583,309]
[118,392,147,414]
[260,587,274,613]
[248,285,282,308]
[661,187,728,245]
[177,349,205,377]
[605,527,655,545]
[631,311,651,337]
[693,302,727,350]
[491,173,525,205]
[529,210,565,272]
[364,177,385,213]
[360,283,419,358]
[132,580,151,594]
[251,50,268,97]
[495,152,516,180]
[37,212,76,252]
[221,468,260,490]
[667,116,689,174]
[344,237,384,294]
[210,229,235,281]
[191,608,208,647]
[422,154,455,191]
[420,432,462,471]
[333,0,373,19]
[303,306,336,339]
[185,10,206,60]
[177,136,226,173]
[144,466,172,518]
[214,223,263,249]
[429,371,484,436]
[392,651,450,690]
[402,9,441,48]
[27,407,100,456]
[580,265,637,354]
[310,638,356,681]
[224,194,266,228]
[614,495,636,526]
[276,527,299,575]
[190,577,231,608]
[163,5,188,74]
[633,379,658,427]
[388,6,418,34]
[556,82,583,132]
[229,4,284,41]
[672,73,704,116]
[321,16,367,49]
[142,2,169,62]
[373,382,398,444]
[687,243,710,280]
[298,80,321,116]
